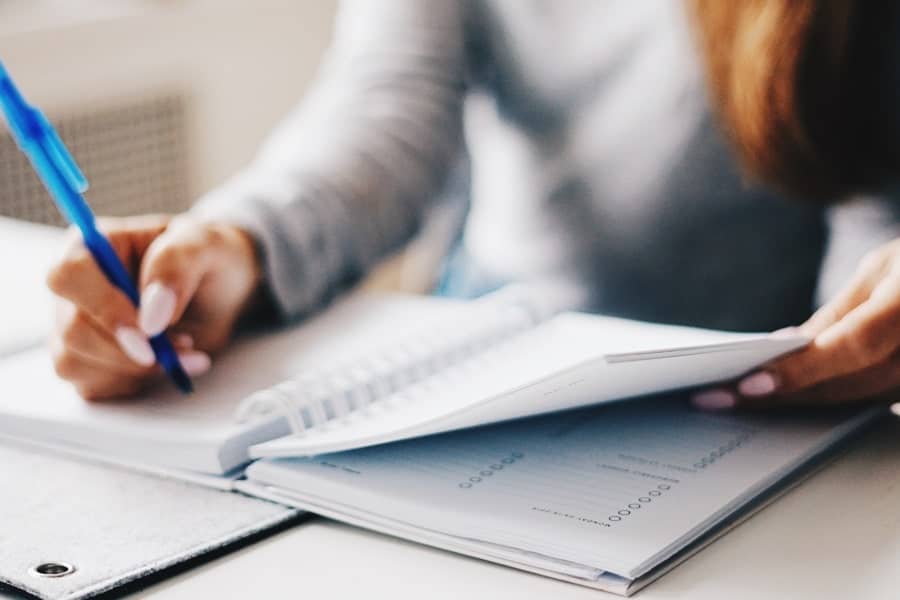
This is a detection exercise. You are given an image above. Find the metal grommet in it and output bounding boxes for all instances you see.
[28,562,76,578]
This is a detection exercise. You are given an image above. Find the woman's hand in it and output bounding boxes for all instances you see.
[692,239,900,410]
[47,214,262,400]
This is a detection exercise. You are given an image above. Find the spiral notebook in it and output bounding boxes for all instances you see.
[0,287,878,595]
[0,287,806,479]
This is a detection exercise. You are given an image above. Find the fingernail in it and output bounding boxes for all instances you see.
[178,351,211,376]
[691,389,736,411]
[173,333,194,349]
[737,371,779,397]
[139,282,177,336]
[115,327,156,367]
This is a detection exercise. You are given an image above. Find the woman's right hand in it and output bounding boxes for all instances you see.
[47,214,263,400]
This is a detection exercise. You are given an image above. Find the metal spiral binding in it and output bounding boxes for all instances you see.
[234,287,548,435]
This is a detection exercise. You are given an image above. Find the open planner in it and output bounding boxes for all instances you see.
[0,287,880,594]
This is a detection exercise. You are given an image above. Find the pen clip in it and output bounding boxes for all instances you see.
[35,110,89,194]
[0,60,88,193]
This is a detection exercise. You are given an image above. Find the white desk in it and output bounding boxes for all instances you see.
[128,417,900,600]
[2,218,899,599]
[0,218,65,356]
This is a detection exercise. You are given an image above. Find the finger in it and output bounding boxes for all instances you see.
[47,230,157,365]
[48,215,172,332]
[55,302,155,373]
[56,301,195,372]
[47,240,140,333]
[802,258,883,336]
[175,350,213,377]
[71,365,146,401]
[690,388,738,411]
[51,336,210,400]
[813,270,900,363]
[94,214,170,246]
[51,333,156,383]
[171,333,195,349]
[51,340,148,400]
[737,355,900,409]
[692,357,900,412]
[137,218,217,337]
[54,297,156,368]
[755,274,900,395]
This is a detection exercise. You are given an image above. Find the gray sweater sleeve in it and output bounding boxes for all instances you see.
[192,1,467,318]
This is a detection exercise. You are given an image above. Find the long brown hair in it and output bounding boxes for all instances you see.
[689,0,899,200]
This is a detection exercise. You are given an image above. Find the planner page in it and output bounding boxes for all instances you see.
[247,396,873,580]
[251,314,806,457]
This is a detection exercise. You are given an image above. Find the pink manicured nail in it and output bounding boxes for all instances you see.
[172,333,194,349]
[115,327,156,367]
[737,371,778,397]
[178,351,211,376]
[691,389,736,411]
[139,282,177,336]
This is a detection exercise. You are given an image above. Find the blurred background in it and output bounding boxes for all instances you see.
[0,0,337,225]
[0,0,392,354]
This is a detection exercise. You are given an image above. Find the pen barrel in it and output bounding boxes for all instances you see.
[82,231,141,306]
[1,67,193,393]
[23,142,140,306]
[24,140,95,230]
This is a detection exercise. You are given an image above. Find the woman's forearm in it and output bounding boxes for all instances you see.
[194,0,468,319]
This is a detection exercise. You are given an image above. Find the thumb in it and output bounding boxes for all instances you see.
[137,220,213,337]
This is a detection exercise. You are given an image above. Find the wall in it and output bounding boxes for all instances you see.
[0,0,338,199]
[0,0,432,291]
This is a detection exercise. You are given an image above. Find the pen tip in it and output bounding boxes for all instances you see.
[169,366,194,395]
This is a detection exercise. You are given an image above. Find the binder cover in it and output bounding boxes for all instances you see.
[0,443,300,600]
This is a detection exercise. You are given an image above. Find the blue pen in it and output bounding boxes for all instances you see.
[0,61,193,393]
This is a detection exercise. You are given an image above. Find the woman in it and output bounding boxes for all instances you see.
[46,1,900,410]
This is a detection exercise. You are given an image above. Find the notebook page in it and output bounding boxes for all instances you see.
[252,314,806,457]
[0,293,469,473]
[247,397,871,579]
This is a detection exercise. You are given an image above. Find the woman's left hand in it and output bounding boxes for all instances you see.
[692,239,900,411]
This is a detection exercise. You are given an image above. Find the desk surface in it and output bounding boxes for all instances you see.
[131,418,900,600]
[0,218,64,356]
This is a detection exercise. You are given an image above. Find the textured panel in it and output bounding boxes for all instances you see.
[0,441,300,600]
[0,94,190,226]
